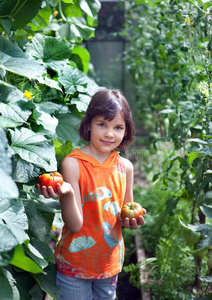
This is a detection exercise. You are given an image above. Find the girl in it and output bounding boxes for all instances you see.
[37,89,146,300]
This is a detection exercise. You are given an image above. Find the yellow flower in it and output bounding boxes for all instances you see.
[210,83,212,89]
[204,89,209,96]
[198,84,203,91]
[184,16,191,24]
[28,36,33,40]
[53,10,58,17]
[24,90,33,100]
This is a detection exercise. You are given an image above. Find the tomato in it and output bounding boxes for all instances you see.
[182,227,201,245]
[38,172,63,192]
[121,202,143,222]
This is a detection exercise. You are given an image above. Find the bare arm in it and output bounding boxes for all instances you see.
[118,157,146,229]
[37,157,83,233]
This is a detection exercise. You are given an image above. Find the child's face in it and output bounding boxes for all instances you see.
[89,111,126,153]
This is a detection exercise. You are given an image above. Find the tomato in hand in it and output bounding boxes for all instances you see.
[38,172,63,193]
[121,202,144,222]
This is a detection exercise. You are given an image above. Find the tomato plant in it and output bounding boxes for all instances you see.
[121,202,143,222]
[39,172,63,192]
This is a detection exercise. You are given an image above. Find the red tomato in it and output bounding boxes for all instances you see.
[121,202,144,222]
[38,172,63,193]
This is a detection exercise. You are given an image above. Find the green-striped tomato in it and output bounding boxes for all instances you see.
[39,172,63,193]
[121,202,143,222]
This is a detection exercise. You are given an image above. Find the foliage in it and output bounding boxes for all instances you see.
[0,0,101,299]
[122,0,212,299]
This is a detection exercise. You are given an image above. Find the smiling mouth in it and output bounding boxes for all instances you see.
[101,140,114,145]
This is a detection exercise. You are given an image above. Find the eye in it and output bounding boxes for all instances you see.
[116,126,124,130]
[98,122,105,127]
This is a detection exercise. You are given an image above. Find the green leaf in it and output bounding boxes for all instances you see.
[198,232,212,249]
[79,0,101,17]
[12,156,41,183]
[26,34,74,64]
[0,269,16,300]
[185,138,208,145]
[58,19,95,41]
[185,152,204,164]
[8,127,57,171]
[71,94,91,112]
[11,0,43,30]
[27,6,52,31]
[200,204,212,219]
[56,112,81,144]
[0,198,28,251]
[35,263,60,299]
[71,45,90,74]
[59,65,87,94]
[198,276,212,283]
[34,104,58,134]
[0,128,19,199]
[2,57,46,80]
[10,244,43,274]
[23,196,60,242]
[0,36,26,62]
[0,101,31,125]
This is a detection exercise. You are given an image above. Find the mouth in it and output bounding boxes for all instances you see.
[101,140,114,145]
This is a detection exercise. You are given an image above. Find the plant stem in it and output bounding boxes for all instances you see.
[59,0,67,22]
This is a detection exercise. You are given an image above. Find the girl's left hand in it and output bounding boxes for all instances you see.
[118,209,146,230]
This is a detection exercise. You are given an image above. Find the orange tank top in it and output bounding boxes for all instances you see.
[54,148,126,279]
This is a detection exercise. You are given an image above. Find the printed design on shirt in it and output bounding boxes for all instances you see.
[102,222,120,249]
[68,235,96,253]
[116,156,126,175]
[103,201,120,216]
[83,187,112,206]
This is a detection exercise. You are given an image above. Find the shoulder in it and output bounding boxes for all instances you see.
[119,156,133,174]
[60,156,80,177]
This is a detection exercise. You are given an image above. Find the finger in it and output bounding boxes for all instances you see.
[36,184,42,194]
[39,186,51,198]
[47,186,59,198]
[118,212,125,226]
[143,208,147,215]
[138,215,145,225]
[130,218,138,230]
[124,217,131,229]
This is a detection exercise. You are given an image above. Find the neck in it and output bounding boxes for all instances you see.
[82,144,112,164]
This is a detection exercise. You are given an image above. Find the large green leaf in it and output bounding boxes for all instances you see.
[27,5,52,31]
[23,195,60,242]
[58,18,95,41]
[0,269,19,300]
[71,45,90,74]
[10,244,43,274]
[71,93,90,112]
[26,34,74,64]
[1,57,46,80]
[8,127,57,171]
[0,36,26,62]
[0,129,19,199]
[12,156,41,183]
[59,64,87,94]
[1,0,43,30]
[35,263,60,300]
[34,104,58,134]
[56,112,81,143]
[0,198,28,252]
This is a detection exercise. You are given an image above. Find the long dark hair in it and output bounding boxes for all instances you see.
[79,89,135,149]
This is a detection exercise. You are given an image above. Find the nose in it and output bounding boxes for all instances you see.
[104,128,114,138]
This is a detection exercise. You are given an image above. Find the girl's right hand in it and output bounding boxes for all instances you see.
[36,181,73,199]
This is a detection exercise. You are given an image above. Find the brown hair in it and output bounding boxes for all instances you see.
[79,89,135,149]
